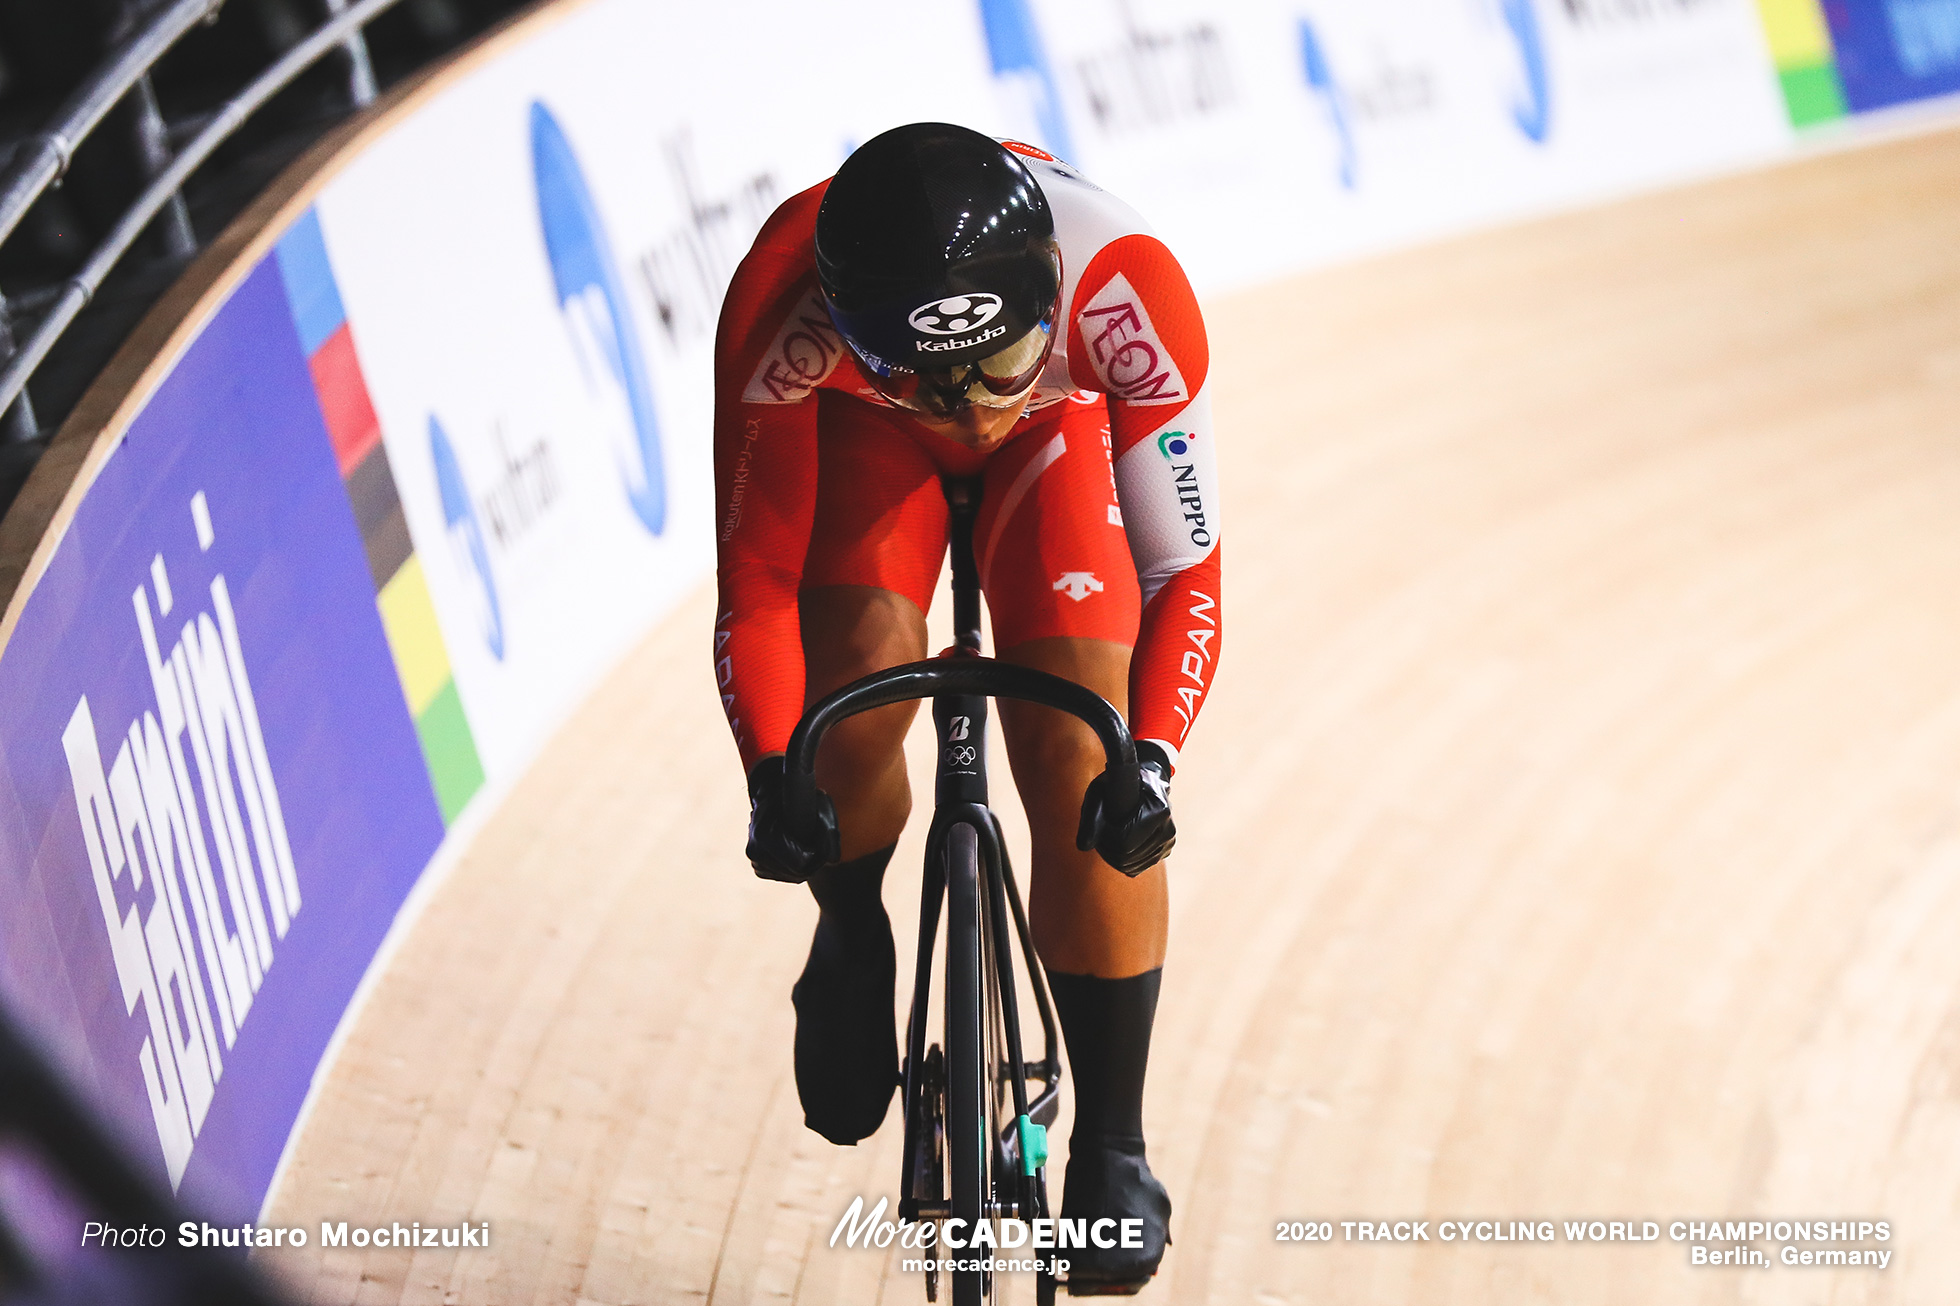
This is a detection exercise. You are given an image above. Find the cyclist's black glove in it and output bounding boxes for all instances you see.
[746,756,840,884]
[1076,741,1177,876]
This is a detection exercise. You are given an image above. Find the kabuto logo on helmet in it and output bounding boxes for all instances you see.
[917,325,1006,353]
[816,123,1062,414]
[908,293,1004,336]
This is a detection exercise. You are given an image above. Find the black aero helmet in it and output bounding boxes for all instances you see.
[816,123,1062,418]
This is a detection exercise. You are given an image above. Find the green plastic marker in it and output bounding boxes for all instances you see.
[1018,1115,1049,1177]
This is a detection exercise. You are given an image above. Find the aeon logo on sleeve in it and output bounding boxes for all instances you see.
[429,416,504,662]
[979,0,1077,163]
[1078,273,1188,406]
[530,100,667,536]
[1298,17,1358,190]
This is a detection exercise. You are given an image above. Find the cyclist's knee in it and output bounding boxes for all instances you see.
[814,706,915,858]
[816,703,913,791]
[800,583,926,840]
[1007,710,1104,790]
[801,584,927,693]
[996,635,1129,811]
[996,636,1130,713]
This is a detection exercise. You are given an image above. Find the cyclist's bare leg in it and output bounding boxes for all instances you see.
[999,634,1174,1288]
[800,584,928,860]
[785,583,927,1145]
[995,634,1169,980]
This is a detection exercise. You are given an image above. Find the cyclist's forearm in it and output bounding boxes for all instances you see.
[714,568,806,770]
[1127,544,1223,768]
[712,397,818,770]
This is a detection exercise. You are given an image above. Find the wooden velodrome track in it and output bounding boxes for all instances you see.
[257,126,1960,1305]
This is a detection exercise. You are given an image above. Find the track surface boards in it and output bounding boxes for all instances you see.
[261,127,1960,1304]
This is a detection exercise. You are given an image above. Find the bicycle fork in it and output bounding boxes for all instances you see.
[899,684,1060,1226]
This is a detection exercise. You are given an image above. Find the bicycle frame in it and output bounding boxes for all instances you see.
[780,478,1142,1296]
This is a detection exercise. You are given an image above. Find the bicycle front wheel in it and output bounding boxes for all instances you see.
[945,822,989,1306]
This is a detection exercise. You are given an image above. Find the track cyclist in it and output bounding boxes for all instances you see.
[712,123,1222,1295]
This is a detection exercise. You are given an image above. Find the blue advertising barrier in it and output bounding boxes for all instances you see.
[1830,0,1960,112]
[0,253,446,1221]
[0,0,1953,1251]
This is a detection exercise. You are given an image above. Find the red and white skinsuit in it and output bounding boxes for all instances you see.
[713,144,1222,778]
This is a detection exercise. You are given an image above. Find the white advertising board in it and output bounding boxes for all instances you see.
[315,0,999,781]
[306,0,1798,796]
[966,0,1794,287]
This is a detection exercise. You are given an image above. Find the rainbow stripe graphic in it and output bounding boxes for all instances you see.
[273,209,486,824]
[1756,0,1850,125]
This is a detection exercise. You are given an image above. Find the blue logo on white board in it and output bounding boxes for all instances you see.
[530,100,667,536]
[979,0,1077,163]
[1498,0,1551,143]
[430,415,504,661]
[1298,17,1357,190]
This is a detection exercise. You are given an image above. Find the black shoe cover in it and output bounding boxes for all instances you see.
[791,849,898,1144]
[1060,1136,1172,1295]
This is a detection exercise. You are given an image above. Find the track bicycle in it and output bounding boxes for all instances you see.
[780,478,1146,1305]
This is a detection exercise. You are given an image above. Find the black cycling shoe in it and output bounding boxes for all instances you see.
[1059,1135,1172,1295]
[790,852,898,1145]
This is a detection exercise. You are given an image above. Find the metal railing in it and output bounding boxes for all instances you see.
[0,0,490,1284]
[0,0,399,466]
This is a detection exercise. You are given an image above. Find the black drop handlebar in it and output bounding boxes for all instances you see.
[781,657,1141,818]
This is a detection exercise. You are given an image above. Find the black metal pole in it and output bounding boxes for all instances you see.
[107,0,198,262]
[129,75,198,261]
[0,302,38,443]
[944,476,984,654]
[320,0,379,106]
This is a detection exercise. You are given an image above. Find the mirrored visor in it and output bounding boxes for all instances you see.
[855,317,1055,418]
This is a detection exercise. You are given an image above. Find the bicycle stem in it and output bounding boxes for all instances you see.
[784,661,1141,815]
[780,475,1143,824]
[946,476,983,656]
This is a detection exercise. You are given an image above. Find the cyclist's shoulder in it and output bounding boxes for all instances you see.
[723,181,828,319]
[1006,144,1176,279]
[750,178,829,259]
[1008,144,1197,341]
[719,181,830,353]
[719,181,862,404]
